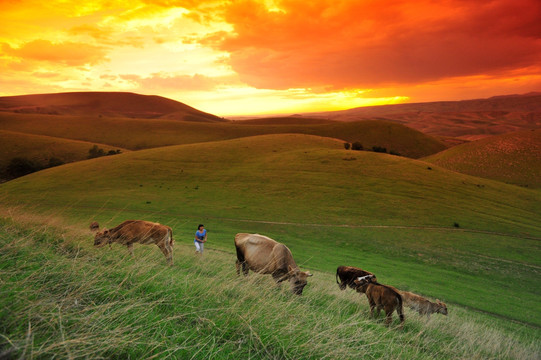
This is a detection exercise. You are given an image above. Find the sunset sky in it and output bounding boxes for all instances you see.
[1,0,540,116]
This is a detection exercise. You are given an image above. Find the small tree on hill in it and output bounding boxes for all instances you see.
[343,142,351,150]
[88,145,106,159]
[351,142,363,151]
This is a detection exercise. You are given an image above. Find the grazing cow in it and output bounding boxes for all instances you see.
[93,220,174,265]
[399,291,448,319]
[336,265,377,291]
[354,275,405,327]
[234,233,312,295]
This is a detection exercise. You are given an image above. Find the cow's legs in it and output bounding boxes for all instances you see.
[235,260,249,276]
[397,305,405,328]
[165,237,173,265]
[384,309,393,326]
[235,245,249,276]
[157,243,173,266]
[376,305,383,318]
[368,299,376,318]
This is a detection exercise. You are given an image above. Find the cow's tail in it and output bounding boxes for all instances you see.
[235,243,245,263]
[234,235,247,276]
[397,292,405,324]
[336,267,346,290]
[169,227,174,247]
[336,266,347,290]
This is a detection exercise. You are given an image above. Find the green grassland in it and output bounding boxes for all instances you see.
[424,129,541,188]
[1,212,539,359]
[0,112,446,158]
[0,129,126,171]
[1,134,539,358]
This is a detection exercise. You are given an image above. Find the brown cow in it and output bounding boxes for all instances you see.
[354,275,405,327]
[234,233,312,295]
[336,265,377,291]
[93,220,174,265]
[399,291,448,319]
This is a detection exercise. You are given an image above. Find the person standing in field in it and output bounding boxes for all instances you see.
[194,224,207,254]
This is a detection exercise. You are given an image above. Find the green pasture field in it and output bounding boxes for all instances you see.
[424,129,541,188]
[1,134,540,358]
[0,112,446,158]
[0,213,539,359]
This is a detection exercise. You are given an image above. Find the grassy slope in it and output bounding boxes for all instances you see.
[0,130,127,169]
[424,129,541,188]
[0,112,446,158]
[0,134,539,331]
[0,213,539,359]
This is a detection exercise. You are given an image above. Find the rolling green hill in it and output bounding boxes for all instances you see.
[1,134,539,326]
[1,133,539,358]
[0,130,127,181]
[0,112,446,158]
[424,129,541,188]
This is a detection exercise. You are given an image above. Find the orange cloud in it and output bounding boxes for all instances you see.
[205,0,541,90]
[68,24,113,41]
[2,39,108,66]
[120,73,222,91]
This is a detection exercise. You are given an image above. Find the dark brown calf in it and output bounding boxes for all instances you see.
[336,265,376,291]
[355,276,404,327]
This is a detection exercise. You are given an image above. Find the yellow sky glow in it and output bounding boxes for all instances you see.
[1,0,540,116]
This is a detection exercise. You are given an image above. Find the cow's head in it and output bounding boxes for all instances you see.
[353,274,375,293]
[436,300,448,315]
[93,229,111,248]
[288,265,312,295]
[89,221,100,232]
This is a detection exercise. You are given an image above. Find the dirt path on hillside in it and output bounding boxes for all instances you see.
[73,203,541,243]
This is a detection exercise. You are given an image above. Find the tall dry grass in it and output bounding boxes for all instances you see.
[1,207,539,359]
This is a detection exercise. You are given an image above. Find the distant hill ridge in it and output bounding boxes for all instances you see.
[0,92,225,123]
[424,129,541,188]
[304,92,541,139]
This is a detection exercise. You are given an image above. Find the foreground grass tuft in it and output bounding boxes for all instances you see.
[1,211,539,359]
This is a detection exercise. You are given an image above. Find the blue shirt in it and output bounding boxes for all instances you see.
[195,229,206,242]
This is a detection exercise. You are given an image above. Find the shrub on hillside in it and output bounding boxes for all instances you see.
[4,156,68,180]
[6,157,42,178]
[343,143,351,150]
[89,145,121,159]
[372,146,387,153]
[88,145,106,159]
[351,142,363,151]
